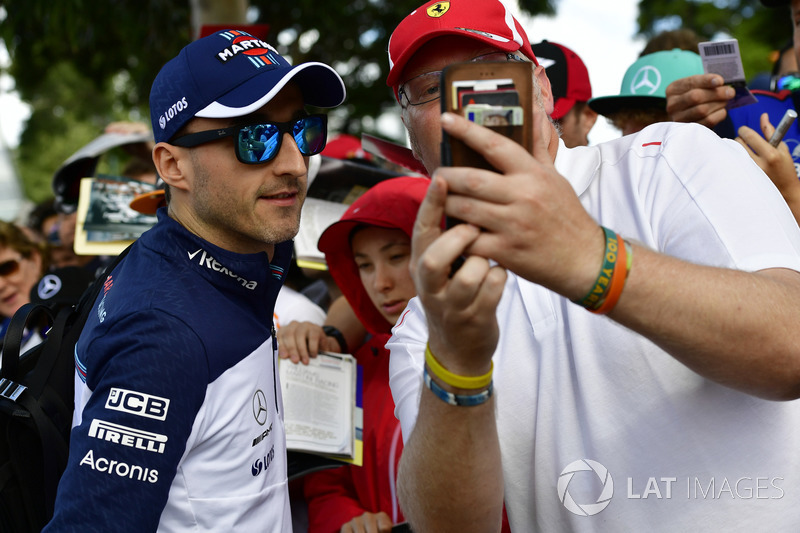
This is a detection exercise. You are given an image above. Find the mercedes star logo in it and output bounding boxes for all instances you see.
[37,274,62,300]
[630,66,662,95]
[252,390,268,425]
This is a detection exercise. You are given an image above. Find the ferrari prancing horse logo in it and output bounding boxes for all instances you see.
[427,1,450,17]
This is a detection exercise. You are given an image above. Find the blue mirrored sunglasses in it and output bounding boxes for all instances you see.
[771,72,800,93]
[170,114,328,164]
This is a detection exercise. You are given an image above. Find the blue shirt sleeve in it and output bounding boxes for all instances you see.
[45,309,208,532]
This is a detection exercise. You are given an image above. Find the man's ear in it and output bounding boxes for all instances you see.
[534,64,555,117]
[152,143,190,192]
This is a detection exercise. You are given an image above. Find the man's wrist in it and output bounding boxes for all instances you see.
[565,225,607,301]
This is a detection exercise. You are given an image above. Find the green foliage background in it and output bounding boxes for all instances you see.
[637,0,791,76]
[0,0,788,204]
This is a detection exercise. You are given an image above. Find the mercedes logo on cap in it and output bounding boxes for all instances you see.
[252,390,268,425]
[37,274,63,300]
[630,66,662,95]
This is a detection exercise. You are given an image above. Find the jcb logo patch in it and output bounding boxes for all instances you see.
[106,388,170,421]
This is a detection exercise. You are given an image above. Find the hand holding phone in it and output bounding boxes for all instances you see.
[439,59,534,274]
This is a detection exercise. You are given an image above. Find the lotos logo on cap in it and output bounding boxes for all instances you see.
[159,96,188,131]
[215,30,281,69]
[427,1,450,17]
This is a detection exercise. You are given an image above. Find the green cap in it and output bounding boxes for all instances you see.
[588,49,703,117]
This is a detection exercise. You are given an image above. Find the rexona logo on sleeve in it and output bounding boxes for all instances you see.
[188,248,258,290]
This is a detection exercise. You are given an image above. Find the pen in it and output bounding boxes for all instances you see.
[769,109,797,147]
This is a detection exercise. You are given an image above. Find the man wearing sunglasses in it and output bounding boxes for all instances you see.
[44,30,344,532]
[384,1,800,532]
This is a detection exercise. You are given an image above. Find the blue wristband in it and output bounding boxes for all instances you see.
[423,366,493,407]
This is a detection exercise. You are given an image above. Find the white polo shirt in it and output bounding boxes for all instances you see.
[388,122,800,532]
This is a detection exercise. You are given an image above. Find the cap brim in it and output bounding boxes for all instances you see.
[317,219,359,256]
[130,189,166,215]
[318,217,405,256]
[197,62,346,118]
[53,131,154,206]
[588,95,666,117]
[387,29,526,87]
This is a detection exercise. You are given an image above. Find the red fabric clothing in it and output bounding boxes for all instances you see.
[306,176,514,532]
[304,177,428,532]
[318,176,430,335]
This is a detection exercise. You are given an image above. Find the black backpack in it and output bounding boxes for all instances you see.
[0,246,130,532]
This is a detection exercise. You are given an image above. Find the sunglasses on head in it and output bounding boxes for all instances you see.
[170,114,328,164]
[0,258,21,278]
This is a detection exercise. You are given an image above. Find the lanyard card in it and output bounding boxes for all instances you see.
[698,39,758,109]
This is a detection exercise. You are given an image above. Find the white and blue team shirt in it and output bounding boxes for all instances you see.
[45,210,293,532]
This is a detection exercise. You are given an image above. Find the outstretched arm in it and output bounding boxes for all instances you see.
[396,175,507,533]
[437,107,800,401]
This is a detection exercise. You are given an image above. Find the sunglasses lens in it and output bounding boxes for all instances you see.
[236,116,327,164]
[0,259,20,277]
[238,125,280,163]
[777,74,800,92]
[294,116,326,156]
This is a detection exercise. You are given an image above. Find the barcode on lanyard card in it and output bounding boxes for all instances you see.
[698,39,745,84]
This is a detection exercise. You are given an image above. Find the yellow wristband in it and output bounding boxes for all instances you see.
[425,344,493,390]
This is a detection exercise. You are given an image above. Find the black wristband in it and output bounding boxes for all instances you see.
[322,325,349,353]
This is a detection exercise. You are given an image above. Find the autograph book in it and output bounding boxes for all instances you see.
[280,352,364,479]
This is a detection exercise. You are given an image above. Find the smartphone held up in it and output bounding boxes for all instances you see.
[440,58,534,171]
[439,59,534,274]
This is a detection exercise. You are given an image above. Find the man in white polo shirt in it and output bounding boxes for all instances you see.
[385,1,800,531]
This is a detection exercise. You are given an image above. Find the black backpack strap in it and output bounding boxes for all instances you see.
[24,243,136,416]
[1,244,134,527]
[1,244,133,384]
[15,387,71,521]
[0,303,54,380]
[26,306,76,399]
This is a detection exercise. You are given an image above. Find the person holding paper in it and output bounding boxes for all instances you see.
[280,176,515,533]
[279,177,423,533]
[383,1,800,531]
